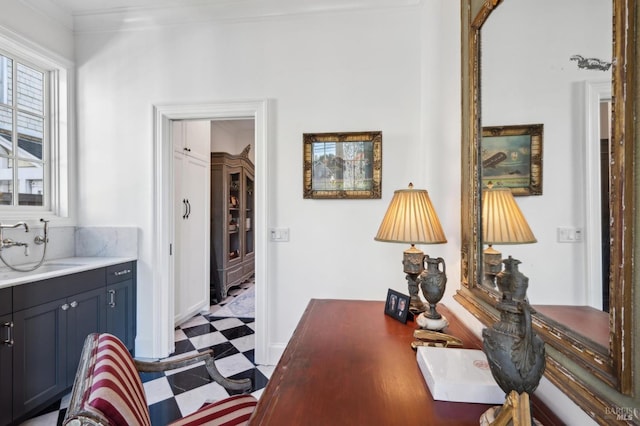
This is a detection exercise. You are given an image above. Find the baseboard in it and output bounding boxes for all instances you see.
[266,343,286,366]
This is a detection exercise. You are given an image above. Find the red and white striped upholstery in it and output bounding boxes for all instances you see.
[64,333,257,426]
[168,395,257,426]
[79,333,152,426]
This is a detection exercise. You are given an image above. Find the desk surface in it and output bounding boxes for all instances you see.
[250,300,499,425]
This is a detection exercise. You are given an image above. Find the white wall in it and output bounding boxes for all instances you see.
[211,120,255,163]
[74,5,428,348]
[0,0,590,422]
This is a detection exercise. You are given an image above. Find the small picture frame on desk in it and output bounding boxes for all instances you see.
[384,289,411,324]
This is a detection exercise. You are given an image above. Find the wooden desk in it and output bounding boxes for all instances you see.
[251,300,505,425]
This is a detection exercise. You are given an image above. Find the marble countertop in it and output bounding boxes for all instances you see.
[0,256,137,289]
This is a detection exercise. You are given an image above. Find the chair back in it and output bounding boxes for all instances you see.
[64,333,151,426]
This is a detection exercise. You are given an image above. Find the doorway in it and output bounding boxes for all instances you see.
[153,100,269,364]
[584,81,611,311]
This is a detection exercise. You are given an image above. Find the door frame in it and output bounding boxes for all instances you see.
[584,80,610,309]
[153,100,270,363]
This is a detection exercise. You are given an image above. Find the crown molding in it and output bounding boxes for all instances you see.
[21,0,74,30]
[65,0,421,33]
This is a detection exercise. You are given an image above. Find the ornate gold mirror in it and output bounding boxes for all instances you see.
[455,0,638,422]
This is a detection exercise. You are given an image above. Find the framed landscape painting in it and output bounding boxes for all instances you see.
[481,124,543,196]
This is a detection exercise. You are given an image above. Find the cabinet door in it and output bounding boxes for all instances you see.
[173,120,210,162]
[12,298,67,420]
[106,279,136,352]
[0,314,12,426]
[227,169,242,265]
[175,155,210,323]
[244,170,255,259]
[66,287,106,386]
[174,148,186,319]
[184,120,211,161]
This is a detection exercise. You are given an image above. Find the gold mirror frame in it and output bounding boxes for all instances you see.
[454,0,638,422]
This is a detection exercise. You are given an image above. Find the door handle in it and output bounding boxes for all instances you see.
[2,322,13,347]
[186,199,191,219]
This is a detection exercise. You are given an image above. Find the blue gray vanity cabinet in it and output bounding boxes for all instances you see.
[3,261,137,425]
[105,262,136,351]
[12,268,106,421]
[0,287,12,426]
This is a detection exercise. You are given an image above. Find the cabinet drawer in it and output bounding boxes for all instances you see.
[226,265,244,284]
[243,262,254,277]
[0,287,11,316]
[106,262,135,285]
[13,268,104,312]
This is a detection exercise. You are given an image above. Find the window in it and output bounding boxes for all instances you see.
[0,30,72,221]
[0,55,46,206]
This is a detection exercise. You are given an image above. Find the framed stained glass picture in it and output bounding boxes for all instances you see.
[303,131,382,199]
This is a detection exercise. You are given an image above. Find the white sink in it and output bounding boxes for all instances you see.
[0,262,82,281]
[0,257,135,289]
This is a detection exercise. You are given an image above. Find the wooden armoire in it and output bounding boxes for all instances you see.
[210,146,255,302]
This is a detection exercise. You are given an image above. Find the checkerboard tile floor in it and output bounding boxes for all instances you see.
[20,281,271,426]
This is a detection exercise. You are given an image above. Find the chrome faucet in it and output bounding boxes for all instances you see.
[0,219,50,270]
[0,222,30,253]
[0,222,29,232]
[34,219,49,245]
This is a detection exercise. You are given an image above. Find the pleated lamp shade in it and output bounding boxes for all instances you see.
[375,184,447,244]
[482,188,536,245]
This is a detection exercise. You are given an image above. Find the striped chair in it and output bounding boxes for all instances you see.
[64,333,256,426]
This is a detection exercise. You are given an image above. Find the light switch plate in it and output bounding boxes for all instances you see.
[270,228,290,242]
[557,227,583,243]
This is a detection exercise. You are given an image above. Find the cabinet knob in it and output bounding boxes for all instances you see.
[61,303,69,311]
[70,301,78,308]
[2,322,13,347]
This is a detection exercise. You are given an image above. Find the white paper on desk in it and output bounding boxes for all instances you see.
[416,346,506,404]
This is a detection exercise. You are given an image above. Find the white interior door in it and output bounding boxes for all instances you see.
[173,120,210,325]
[180,153,209,319]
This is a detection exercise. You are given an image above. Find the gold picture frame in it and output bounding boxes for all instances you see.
[303,131,382,199]
[481,124,543,196]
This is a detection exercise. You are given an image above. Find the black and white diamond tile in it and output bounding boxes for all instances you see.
[20,281,270,426]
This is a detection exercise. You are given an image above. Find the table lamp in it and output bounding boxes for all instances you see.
[481,186,537,293]
[480,187,545,421]
[374,183,447,321]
